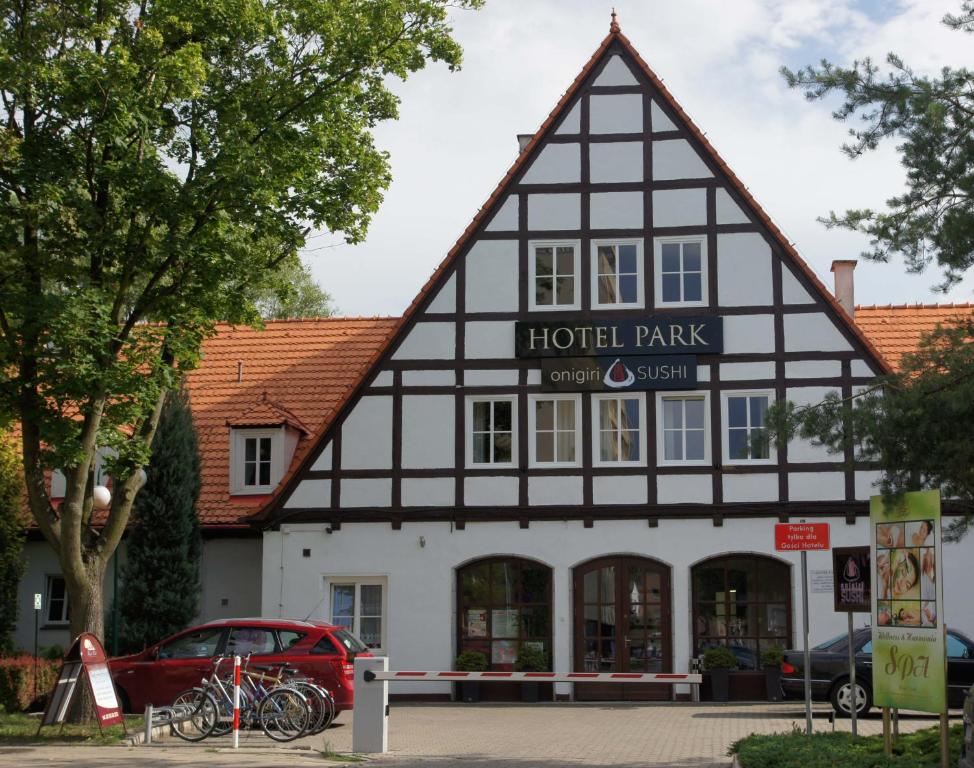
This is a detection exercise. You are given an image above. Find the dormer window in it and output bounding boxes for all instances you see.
[227,393,311,496]
[230,428,284,494]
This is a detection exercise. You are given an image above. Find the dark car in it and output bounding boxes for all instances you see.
[109,618,371,714]
[780,627,974,716]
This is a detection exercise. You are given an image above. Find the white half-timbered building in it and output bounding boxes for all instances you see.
[250,20,973,702]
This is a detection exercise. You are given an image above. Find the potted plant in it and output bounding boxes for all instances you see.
[455,650,488,703]
[703,646,738,702]
[514,644,548,703]
[760,646,785,702]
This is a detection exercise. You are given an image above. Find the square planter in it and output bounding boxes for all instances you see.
[764,667,783,702]
[520,681,540,703]
[709,669,730,702]
[459,681,481,703]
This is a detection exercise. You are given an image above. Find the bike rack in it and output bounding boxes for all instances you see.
[352,657,703,754]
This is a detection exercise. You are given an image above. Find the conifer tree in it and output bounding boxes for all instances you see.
[0,431,25,653]
[117,390,201,652]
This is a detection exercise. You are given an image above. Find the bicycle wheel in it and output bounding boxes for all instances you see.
[170,688,219,742]
[289,682,331,735]
[258,687,310,742]
[210,680,253,737]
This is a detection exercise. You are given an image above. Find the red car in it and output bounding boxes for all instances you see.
[109,618,371,714]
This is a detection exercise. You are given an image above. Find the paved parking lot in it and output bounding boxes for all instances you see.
[0,702,949,767]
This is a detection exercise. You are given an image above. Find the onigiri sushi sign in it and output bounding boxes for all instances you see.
[541,355,696,391]
[870,490,946,714]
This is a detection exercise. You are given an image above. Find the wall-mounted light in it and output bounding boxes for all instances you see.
[419,536,426,548]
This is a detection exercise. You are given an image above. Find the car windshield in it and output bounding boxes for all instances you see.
[332,629,368,655]
[813,633,849,650]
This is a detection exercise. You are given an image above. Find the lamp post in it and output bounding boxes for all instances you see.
[91,484,115,653]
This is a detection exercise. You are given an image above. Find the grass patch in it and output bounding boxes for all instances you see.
[319,738,366,762]
[730,723,962,768]
[0,710,143,745]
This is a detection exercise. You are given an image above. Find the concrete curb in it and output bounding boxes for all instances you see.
[125,722,170,746]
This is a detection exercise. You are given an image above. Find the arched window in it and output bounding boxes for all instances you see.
[457,557,552,670]
[691,555,791,670]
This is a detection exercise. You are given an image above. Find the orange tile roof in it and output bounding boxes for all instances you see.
[185,317,398,525]
[854,304,974,372]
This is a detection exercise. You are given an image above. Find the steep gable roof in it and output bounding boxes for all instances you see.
[854,303,974,371]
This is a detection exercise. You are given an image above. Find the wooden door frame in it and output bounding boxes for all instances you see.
[571,554,673,700]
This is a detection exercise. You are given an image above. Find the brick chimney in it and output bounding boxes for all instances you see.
[830,260,857,319]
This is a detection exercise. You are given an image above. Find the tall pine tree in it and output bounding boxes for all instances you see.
[118,389,201,653]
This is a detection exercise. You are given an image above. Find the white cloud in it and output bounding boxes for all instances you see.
[305,0,974,315]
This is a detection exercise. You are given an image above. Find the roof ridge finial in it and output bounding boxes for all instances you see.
[610,7,620,33]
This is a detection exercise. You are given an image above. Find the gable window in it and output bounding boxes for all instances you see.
[657,393,710,465]
[593,394,645,466]
[530,241,580,310]
[46,575,69,624]
[230,428,283,494]
[654,238,707,307]
[592,240,643,308]
[529,395,581,467]
[467,397,516,468]
[723,392,773,463]
[327,578,387,652]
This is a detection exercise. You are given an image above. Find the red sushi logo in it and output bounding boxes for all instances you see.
[603,359,635,388]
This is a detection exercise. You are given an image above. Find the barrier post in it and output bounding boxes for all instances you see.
[352,656,388,754]
[232,655,241,749]
[144,704,152,745]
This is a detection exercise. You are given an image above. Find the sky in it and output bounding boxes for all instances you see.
[302,0,974,317]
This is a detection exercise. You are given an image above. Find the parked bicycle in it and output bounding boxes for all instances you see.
[169,654,335,742]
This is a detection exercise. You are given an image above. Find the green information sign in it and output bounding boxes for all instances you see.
[870,490,946,714]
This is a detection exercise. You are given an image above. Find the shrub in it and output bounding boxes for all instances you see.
[514,644,548,672]
[40,645,65,662]
[454,650,488,672]
[0,655,60,711]
[703,646,738,671]
[730,723,962,768]
[759,645,785,668]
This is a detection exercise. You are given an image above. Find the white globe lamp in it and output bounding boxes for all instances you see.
[92,485,112,510]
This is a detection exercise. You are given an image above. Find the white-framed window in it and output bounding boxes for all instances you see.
[529,240,581,310]
[657,392,711,465]
[592,239,644,309]
[45,575,69,624]
[593,393,646,466]
[326,577,387,652]
[230,428,284,494]
[528,394,581,467]
[654,237,708,307]
[722,391,775,464]
[466,397,517,468]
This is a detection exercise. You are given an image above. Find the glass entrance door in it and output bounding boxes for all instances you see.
[573,556,671,701]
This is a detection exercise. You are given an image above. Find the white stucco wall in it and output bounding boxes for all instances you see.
[261,518,974,699]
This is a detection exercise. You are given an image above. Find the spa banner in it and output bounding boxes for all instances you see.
[870,490,946,714]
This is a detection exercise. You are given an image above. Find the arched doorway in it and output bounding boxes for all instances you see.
[573,555,672,701]
[456,556,553,701]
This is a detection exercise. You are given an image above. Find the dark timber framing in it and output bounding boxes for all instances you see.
[256,29,895,532]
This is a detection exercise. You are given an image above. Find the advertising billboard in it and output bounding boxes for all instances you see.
[870,490,946,714]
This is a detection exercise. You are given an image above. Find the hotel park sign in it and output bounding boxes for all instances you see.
[515,317,722,392]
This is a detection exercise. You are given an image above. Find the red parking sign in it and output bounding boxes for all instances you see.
[774,522,830,551]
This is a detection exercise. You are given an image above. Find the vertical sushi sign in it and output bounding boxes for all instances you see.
[870,490,946,713]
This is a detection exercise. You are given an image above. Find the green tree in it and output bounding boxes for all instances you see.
[773,3,974,537]
[0,0,481,642]
[253,255,334,320]
[0,431,25,653]
[781,5,973,286]
[117,389,201,654]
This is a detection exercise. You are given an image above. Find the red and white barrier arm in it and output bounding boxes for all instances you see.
[363,670,701,684]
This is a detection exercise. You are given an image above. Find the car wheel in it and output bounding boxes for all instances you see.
[830,678,872,717]
[114,685,131,714]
